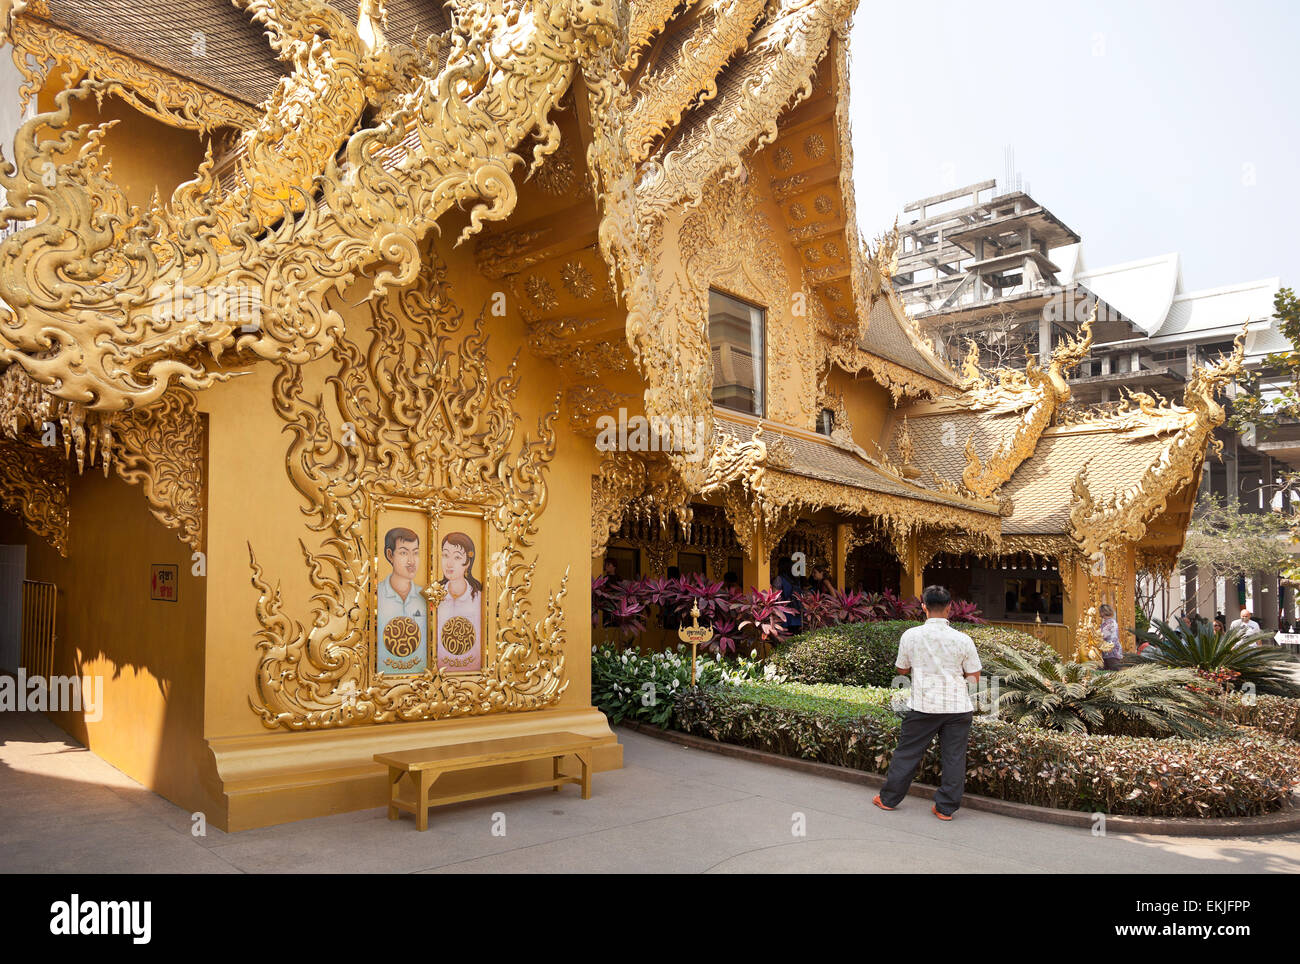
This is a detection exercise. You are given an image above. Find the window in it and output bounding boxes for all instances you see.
[708,289,765,415]
[816,408,835,436]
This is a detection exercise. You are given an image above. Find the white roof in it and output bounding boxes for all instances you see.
[1158,277,1280,341]
[1073,252,1183,336]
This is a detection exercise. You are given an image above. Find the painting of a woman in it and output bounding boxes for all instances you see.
[436,530,483,671]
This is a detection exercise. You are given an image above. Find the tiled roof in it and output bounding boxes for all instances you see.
[714,412,999,514]
[42,0,286,104]
[859,293,962,388]
[883,403,1027,489]
[999,420,1186,534]
[38,0,451,106]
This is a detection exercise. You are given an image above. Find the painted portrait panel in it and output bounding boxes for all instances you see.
[435,516,486,673]
[374,506,430,676]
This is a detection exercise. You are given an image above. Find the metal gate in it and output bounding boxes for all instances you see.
[20,580,56,679]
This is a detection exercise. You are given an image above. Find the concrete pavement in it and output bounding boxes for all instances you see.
[2,710,1298,873]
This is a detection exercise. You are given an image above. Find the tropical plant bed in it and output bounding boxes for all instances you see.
[668,683,1300,820]
[620,718,1300,836]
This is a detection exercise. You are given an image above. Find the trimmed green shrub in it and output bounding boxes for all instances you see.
[672,683,1300,818]
[726,681,898,720]
[769,619,1057,688]
[965,623,1060,662]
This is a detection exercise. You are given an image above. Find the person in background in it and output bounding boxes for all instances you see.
[809,565,836,595]
[1213,613,1226,635]
[775,557,803,635]
[1230,607,1261,646]
[722,570,740,593]
[1099,604,1122,670]
[602,557,620,585]
[873,585,981,821]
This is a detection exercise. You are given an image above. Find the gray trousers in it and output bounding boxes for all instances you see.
[880,709,974,815]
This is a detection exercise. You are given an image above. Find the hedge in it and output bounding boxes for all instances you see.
[769,619,1057,689]
[1227,692,1300,742]
[672,683,1300,818]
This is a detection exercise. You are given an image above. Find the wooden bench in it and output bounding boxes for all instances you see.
[374,731,601,831]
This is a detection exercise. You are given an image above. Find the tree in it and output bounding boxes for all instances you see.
[1228,286,1300,438]
[1177,492,1297,584]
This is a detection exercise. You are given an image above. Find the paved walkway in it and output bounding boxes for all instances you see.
[3,710,1299,873]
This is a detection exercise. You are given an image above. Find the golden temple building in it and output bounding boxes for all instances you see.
[0,0,1240,829]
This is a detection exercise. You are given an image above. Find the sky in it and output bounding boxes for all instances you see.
[848,0,1300,293]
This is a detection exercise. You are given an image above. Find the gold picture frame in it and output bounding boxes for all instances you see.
[369,498,494,684]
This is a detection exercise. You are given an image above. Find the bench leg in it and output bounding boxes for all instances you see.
[576,750,592,800]
[553,755,562,791]
[387,767,403,820]
[416,770,435,831]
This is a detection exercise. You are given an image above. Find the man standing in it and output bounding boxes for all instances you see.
[1229,607,1262,646]
[873,585,981,821]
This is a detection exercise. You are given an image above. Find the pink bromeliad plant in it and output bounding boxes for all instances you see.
[589,575,985,649]
[739,588,798,648]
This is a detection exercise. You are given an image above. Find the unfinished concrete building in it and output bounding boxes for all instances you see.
[893,180,1296,630]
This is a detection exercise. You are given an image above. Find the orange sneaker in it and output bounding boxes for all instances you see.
[932,805,953,821]
[872,795,895,811]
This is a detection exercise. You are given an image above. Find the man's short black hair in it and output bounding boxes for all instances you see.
[921,584,952,609]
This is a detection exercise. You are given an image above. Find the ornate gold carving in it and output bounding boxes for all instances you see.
[0,367,204,549]
[109,387,205,551]
[771,172,807,202]
[0,0,615,413]
[592,451,648,556]
[960,308,1094,497]
[560,261,598,300]
[6,15,261,130]
[0,439,68,553]
[626,0,766,164]
[1068,332,1246,563]
[635,0,853,219]
[566,384,634,435]
[525,275,560,312]
[249,251,569,730]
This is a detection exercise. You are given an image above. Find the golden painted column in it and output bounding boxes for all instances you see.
[899,530,925,599]
[834,522,851,591]
[742,521,772,592]
[1060,557,1089,659]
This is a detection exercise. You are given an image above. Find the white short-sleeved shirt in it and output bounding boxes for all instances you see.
[1230,618,1261,646]
[895,618,982,714]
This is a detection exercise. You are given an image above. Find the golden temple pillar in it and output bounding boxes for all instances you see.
[834,522,851,591]
[1060,557,1090,660]
[899,530,925,600]
[742,521,772,592]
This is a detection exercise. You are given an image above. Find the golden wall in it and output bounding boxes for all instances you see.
[196,214,619,830]
[3,466,212,815]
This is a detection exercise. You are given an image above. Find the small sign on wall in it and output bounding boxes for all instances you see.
[151,564,179,602]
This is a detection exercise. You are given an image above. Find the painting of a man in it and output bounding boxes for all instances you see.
[436,530,482,671]
[376,526,428,674]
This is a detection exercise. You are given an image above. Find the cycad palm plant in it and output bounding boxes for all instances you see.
[986,645,1221,737]
[1135,616,1300,697]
